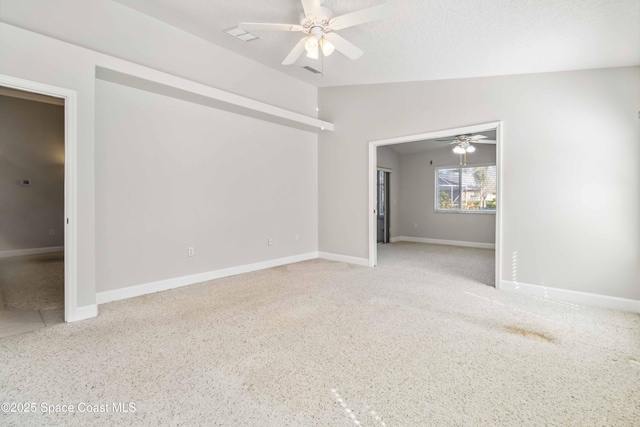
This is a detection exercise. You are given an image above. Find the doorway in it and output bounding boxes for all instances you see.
[376,169,390,244]
[0,74,79,326]
[368,122,503,289]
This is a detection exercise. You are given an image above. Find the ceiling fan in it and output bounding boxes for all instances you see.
[238,0,393,65]
[436,134,497,165]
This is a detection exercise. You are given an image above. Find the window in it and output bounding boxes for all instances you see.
[436,165,496,212]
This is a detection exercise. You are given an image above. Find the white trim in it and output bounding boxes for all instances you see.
[371,122,502,146]
[394,237,495,249]
[369,143,378,267]
[318,252,370,266]
[0,74,84,323]
[495,123,503,290]
[73,305,99,321]
[0,246,64,258]
[97,252,319,304]
[377,167,393,173]
[368,121,503,291]
[501,280,640,313]
[0,86,65,105]
[94,63,333,133]
[389,236,402,243]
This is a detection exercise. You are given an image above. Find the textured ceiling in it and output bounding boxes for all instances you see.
[114,0,640,88]
[390,131,496,155]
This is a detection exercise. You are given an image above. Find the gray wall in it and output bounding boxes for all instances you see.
[399,144,496,243]
[0,95,64,252]
[376,146,401,239]
[95,79,317,292]
[319,66,640,300]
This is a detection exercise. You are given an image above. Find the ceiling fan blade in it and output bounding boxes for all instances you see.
[238,23,303,32]
[324,33,363,60]
[473,140,497,144]
[301,0,322,17]
[469,135,488,140]
[282,37,308,65]
[329,3,393,31]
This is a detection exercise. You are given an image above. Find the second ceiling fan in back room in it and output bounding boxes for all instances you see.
[238,0,393,65]
[436,134,497,165]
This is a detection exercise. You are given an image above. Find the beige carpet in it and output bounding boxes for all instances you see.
[0,242,638,426]
[0,252,65,310]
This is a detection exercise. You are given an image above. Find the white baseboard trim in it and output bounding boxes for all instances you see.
[96,252,319,305]
[68,304,98,322]
[395,236,495,249]
[389,236,402,243]
[500,280,640,313]
[318,252,370,267]
[0,246,64,258]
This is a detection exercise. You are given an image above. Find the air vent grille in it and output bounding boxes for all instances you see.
[302,66,322,74]
[225,27,259,42]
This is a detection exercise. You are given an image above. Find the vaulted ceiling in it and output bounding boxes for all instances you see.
[114,0,640,87]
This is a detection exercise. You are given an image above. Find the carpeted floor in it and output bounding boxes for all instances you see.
[0,242,638,426]
[0,252,65,311]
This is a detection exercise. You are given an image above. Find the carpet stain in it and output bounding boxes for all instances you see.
[504,325,556,343]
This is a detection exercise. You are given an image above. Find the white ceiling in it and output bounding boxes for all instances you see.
[389,131,496,155]
[114,0,640,88]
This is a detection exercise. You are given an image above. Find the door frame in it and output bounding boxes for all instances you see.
[0,74,79,321]
[368,121,503,289]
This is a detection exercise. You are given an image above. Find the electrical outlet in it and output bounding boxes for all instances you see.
[268,237,273,246]
[295,234,300,241]
[49,229,54,236]
[188,247,194,257]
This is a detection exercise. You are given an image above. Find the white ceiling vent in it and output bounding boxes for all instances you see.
[302,65,321,74]
[225,27,259,42]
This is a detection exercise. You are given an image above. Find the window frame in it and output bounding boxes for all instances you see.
[434,163,497,215]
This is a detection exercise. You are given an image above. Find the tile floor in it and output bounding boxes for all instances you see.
[0,309,65,339]
[0,252,66,338]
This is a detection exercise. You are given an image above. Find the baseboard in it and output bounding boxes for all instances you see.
[389,236,402,243]
[68,304,98,322]
[0,246,64,258]
[500,280,640,313]
[318,252,370,267]
[96,252,319,305]
[395,236,495,249]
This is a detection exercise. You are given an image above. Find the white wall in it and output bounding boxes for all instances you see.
[376,146,401,239]
[319,66,640,300]
[95,79,317,292]
[0,95,64,251]
[399,144,496,243]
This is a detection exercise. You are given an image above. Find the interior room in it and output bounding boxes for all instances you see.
[376,131,497,286]
[0,0,638,425]
[0,87,66,337]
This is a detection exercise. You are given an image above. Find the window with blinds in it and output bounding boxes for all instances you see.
[436,165,497,212]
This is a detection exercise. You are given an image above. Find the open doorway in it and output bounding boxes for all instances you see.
[0,86,65,336]
[369,122,502,288]
[0,75,79,335]
[376,169,390,244]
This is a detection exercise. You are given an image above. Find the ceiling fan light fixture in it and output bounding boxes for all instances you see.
[305,36,320,59]
[453,146,466,154]
[465,145,476,153]
[320,38,335,56]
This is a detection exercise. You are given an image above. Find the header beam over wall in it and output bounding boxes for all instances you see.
[96,64,333,133]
